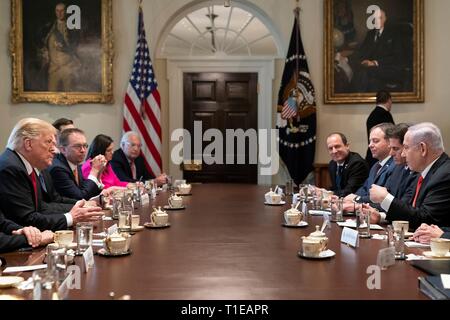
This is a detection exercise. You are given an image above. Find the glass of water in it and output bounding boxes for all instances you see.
[76,222,93,254]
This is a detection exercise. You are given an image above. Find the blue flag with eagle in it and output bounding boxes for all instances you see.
[276,11,317,186]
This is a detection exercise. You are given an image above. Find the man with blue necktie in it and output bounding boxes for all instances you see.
[343,122,395,212]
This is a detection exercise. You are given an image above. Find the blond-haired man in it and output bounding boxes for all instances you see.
[0,118,103,231]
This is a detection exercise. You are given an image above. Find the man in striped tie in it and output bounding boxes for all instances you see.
[369,122,450,229]
[111,132,167,185]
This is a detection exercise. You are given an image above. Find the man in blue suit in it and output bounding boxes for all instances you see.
[370,122,450,229]
[49,128,106,200]
[343,123,395,212]
[382,123,417,200]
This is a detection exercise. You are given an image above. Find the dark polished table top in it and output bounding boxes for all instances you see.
[1,184,427,299]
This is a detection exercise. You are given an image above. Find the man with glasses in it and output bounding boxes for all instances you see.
[49,128,107,200]
[369,122,450,229]
[0,119,103,231]
[111,131,167,185]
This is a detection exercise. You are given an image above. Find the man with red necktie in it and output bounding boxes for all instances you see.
[369,122,450,229]
[0,118,104,231]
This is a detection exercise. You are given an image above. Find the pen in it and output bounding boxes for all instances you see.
[18,247,33,252]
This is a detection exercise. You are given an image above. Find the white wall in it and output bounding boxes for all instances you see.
[1,0,449,183]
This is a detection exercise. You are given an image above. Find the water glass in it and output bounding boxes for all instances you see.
[330,198,344,222]
[76,222,93,254]
[358,208,371,238]
[394,228,406,259]
[118,204,133,232]
[285,179,294,196]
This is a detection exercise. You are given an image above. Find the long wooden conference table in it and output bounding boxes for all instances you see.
[1,184,427,299]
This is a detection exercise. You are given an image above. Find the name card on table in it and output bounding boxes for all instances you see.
[83,246,95,273]
[341,227,359,248]
[441,274,450,289]
[108,224,118,235]
[376,247,395,269]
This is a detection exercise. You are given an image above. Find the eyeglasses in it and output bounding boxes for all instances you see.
[69,143,89,150]
[125,142,142,148]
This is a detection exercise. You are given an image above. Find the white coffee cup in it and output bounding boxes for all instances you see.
[131,215,140,228]
[54,230,73,247]
[430,238,450,257]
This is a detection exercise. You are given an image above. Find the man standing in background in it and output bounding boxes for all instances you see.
[365,90,394,167]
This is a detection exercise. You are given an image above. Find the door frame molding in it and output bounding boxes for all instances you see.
[167,57,275,185]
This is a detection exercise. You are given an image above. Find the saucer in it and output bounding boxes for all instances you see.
[404,231,414,238]
[297,249,336,260]
[131,225,145,232]
[264,200,286,206]
[423,251,450,259]
[282,221,309,228]
[163,205,186,211]
[309,210,331,216]
[97,248,132,257]
[144,222,171,229]
[0,276,24,288]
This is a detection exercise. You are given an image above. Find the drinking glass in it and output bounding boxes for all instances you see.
[76,222,93,254]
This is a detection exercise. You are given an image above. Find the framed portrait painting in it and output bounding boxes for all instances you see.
[324,0,424,104]
[10,0,113,105]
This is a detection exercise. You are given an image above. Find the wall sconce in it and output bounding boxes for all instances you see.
[224,0,231,7]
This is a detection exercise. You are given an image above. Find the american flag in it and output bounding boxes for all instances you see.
[281,93,298,119]
[123,6,162,177]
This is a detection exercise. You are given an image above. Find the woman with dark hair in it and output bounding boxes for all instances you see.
[81,134,129,189]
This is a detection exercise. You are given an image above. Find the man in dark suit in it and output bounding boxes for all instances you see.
[370,122,450,229]
[383,123,417,200]
[0,118,103,231]
[111,131,167,185]
[343,123,395,211]
[348,9,403,93]
[37,168,76,212]
[49,128,106,200]
[0,209,54,253]
[326,133,369,197]
[365,91,395,167]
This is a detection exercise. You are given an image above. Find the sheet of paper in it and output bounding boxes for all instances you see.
[336,220,384,230]
[405,241,430,248]
[3,264,47,273]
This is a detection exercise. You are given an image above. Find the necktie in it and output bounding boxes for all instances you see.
[374,162,382,177]
[374,29,381,42]
[38,173,47,194]
[412,176,424,208]
[29,171,38,208]
[335,165,344,192]
[73,167,79,186]
[130,161,137,180]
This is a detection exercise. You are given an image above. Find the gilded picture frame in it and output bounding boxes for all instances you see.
[10,0,114,105]
[324,0,423,104]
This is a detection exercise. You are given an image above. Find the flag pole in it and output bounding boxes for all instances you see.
[138,0,146,119]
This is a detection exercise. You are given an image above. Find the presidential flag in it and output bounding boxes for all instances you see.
[276,10,317,186]
[123,6,162,177]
